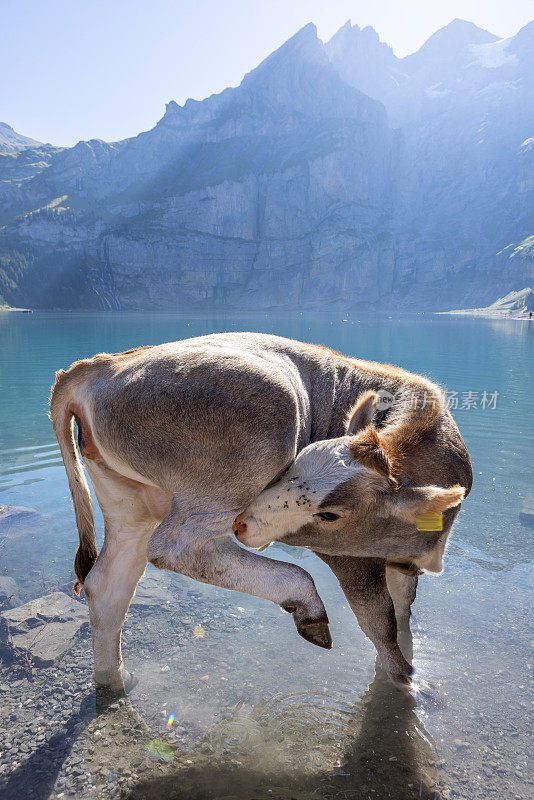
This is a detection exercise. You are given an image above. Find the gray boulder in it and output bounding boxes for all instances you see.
[1,591,89,666]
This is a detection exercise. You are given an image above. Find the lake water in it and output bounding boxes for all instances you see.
[0,310,532,800]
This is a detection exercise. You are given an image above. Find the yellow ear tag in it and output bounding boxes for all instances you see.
[416,511,443,532]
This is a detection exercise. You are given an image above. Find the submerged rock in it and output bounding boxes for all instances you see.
[0,591,89,666]
[0,506,59,604]
[0,505,47,542]
[130,576,174,608]
[0,576,20,609]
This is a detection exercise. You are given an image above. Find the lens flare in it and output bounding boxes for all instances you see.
[167,712,176,727]
[144,740,174,762]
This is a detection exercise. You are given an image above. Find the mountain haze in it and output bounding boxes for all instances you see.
[1,19,533,310]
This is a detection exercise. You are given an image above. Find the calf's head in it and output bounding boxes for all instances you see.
[234,391,465,572]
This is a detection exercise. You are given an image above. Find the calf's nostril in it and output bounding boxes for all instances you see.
[232,513,247,536]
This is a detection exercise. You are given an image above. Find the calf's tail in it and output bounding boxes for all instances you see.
[50,371,97,595]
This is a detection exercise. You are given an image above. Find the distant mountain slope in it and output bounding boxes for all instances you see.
[0,19,533,310]
[327,18,534,308]
[0,123,42,153]
[447,286,534,317]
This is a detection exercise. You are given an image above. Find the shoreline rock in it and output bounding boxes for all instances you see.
[0,591,89,667]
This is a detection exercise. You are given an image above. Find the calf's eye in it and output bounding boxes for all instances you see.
[314,511,340,522]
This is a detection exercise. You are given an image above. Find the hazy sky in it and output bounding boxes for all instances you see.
[2,0,533,147]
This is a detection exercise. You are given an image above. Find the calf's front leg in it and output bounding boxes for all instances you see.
[147,504,331,649]
[318,554,413,686]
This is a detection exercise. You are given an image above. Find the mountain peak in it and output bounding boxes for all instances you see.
[327,21,388,48]
[450,18,489,29]
[326,21,396,63]
[0,122,42,152]
[401,17,500,83]
[325,20,399,110]
[238,21,385,122]
[288,21,318,43]
[410,18,499,57]
[243,22,324,84]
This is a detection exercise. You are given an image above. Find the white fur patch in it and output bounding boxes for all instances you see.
[237,438,364,547]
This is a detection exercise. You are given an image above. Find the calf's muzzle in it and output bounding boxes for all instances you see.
[233,513,247,537]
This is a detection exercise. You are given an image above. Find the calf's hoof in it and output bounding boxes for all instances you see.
[94,666,137,693]
[386,659,415,689]
[387,670,413,689]
[282,598,332,650]
[297,619,332,649]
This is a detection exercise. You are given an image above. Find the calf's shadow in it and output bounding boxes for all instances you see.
[88,629,446,800]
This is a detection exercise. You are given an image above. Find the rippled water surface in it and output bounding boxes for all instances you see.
[0,311,532,800]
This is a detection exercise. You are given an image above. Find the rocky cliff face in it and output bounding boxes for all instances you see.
[1,20,533,310]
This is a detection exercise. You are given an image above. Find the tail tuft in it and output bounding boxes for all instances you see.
[74,540,98,585]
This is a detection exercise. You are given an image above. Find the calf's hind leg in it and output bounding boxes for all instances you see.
[147,501,332,648]
[83,462,159,689]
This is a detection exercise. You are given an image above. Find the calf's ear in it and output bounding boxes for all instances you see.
[391,484,465,525]
[346,391,377,434]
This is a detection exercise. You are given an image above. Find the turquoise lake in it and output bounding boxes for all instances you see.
[0,310,532,800]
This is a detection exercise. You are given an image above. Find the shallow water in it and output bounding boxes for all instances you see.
[0,310,532,800]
